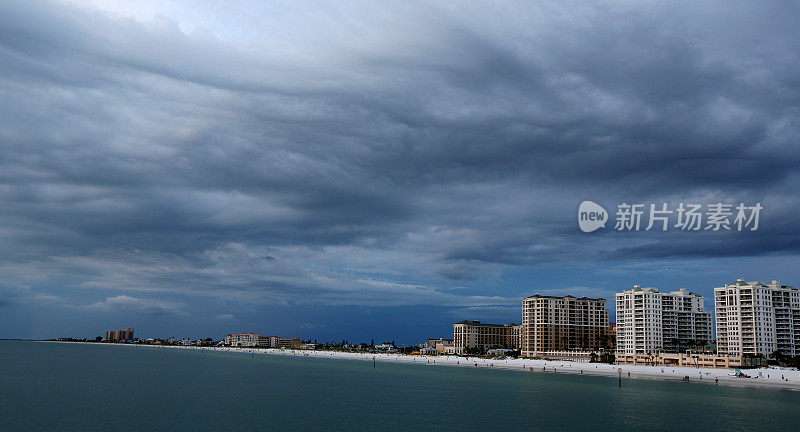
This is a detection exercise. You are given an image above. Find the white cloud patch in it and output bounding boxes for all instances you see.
[449,305,522,322]
[299,322,324,329]
[83,295,184,316]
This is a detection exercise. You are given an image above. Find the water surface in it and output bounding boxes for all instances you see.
[1,341,798,431]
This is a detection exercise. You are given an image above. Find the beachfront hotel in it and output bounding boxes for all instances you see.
[225,333,302,349]
[452,321,522,354]
[715,279,800,359]
[225,333,270,347]
[105,327,134,342]
[615,286,712,356]
[520,295,609,357]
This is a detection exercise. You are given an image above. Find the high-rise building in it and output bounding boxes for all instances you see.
[608,322,617,350]
[521,295,609,357]
[615,286,711,356]
[105,327,134,342]
[714,279,800,358]
[452,321,521,353]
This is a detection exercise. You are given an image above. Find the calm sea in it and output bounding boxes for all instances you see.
[1,341,799,431]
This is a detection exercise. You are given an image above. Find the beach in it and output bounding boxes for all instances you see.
[124,343,800,391]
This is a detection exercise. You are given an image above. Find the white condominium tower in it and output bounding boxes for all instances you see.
[616,285,712,356]
[715,279,800,358]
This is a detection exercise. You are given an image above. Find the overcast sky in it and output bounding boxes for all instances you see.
[1,0,798,344]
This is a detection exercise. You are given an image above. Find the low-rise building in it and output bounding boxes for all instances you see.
[419,337,455,354]
[434,341,454,354]
[420,338,453,349]
[375,343,398,353]
[486,348,516,357]
[442,345,463,355]
[224,333,303,348]
[537,351,595,363]
[225,333,270,347]
[616,352,745,368]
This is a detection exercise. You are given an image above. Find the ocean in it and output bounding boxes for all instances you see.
[1,340,799,431]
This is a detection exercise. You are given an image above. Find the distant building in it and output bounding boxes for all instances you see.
[420,338,453,349]
[615,286,712,356]
[419,337,455,354]
[616,352,745,368]
[715,279,800,359]
[273,337,302,349]
[486,348,515,357]
[537,351,594,363]
[440,345,461,355]
[521,295,609,357]
[225,333,270,347]
[419,347,438,355]
[608,322,617,350]
[105,327,134,342]
[453,321,521,353]
[224,333,302,348]
[435,340,454,354]
[375,343,398,353]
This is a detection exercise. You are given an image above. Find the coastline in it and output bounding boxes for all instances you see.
[60,341,800,391]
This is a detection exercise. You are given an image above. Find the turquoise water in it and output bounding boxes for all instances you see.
[1,341,799,431]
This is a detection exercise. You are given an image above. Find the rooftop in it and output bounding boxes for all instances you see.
[523,294,606,301]
[723,279,797,290]
[454,320,519,327]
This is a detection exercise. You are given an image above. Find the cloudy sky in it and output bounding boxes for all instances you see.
[1,0,798,344]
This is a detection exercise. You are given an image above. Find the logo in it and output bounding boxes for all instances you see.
[578,201,608,232]
[577,201,762,233]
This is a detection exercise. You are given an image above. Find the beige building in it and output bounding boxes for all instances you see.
[616,352,744,368]
[715,279,800,358]
[105,327,134,342]
[434,341,454,354]
[453,321,521,353]
[420,338,455,354]
[615,286,712,356]
[273,337,302,349]
[537,351,594,362]
[521,295,609,357]
[420,338,453,349]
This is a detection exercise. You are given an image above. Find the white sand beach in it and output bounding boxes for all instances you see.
[141,344,800,391]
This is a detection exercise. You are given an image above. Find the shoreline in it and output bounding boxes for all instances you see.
[53,341,800,391]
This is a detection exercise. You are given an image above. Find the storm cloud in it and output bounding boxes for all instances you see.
[1,1,799,340]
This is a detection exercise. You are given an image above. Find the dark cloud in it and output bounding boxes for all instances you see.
[0,1,799,339]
